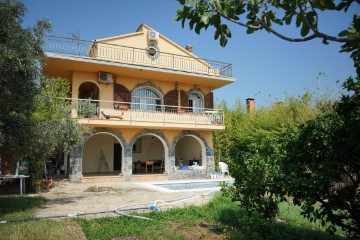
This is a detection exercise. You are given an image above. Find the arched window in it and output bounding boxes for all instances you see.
[189,92,203,113]
[131,87,162,112]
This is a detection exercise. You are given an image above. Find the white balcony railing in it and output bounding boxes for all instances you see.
[70,98,224,127]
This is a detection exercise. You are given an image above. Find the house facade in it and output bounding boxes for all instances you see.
[43,24,235,183]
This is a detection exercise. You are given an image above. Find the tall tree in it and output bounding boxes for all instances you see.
[0,0,50,172]
[175,0,360,46]
[28,77,89,191]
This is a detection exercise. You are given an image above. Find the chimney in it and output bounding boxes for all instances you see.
[185,45,193,52]
[246,98,255,113]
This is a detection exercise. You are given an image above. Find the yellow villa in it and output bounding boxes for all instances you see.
[43,24,235,183]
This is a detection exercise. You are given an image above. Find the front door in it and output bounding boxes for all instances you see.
[114,143,122,171]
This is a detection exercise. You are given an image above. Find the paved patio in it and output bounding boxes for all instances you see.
[33,179,218,219]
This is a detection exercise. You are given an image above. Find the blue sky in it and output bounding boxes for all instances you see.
[21,0,358,107]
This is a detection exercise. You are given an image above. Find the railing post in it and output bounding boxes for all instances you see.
[132,48,135,62]
[45,35,48,52]
[172,54,175,69]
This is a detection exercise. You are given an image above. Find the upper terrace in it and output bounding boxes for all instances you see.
[44,35,233,80]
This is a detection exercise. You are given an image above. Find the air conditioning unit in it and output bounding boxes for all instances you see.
[147,30,159,41]
[98,72,113,84]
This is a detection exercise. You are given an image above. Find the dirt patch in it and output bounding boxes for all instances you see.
[166,221,226,240]
[84,186,116,192]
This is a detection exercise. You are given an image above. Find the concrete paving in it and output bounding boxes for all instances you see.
[33,179,218,219]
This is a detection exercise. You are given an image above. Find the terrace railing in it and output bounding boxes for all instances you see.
[45,35,232,78]
[68,98,224,126]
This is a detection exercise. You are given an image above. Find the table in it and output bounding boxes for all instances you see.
[0,175,29,195]
[132,162,144,173]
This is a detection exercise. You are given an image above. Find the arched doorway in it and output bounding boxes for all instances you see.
[82,133,123,175]
[175,135,205,168]
[132,134,165,174]
[189,92,203,113]
[78,82,100,118]
[78,82,99,100]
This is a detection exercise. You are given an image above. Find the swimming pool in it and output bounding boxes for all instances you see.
[152,179,234,191]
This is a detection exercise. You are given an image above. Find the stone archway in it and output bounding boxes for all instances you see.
[171,131,214,179]
[68,128,128,182]
[129,130,170,175]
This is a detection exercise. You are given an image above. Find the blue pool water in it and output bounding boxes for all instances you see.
[153,180,234,190]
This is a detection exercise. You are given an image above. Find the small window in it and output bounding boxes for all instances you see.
[148,47,157,56]
[146,44,160,60]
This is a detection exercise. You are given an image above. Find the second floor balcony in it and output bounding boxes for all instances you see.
[71,98,225,130]
[44,35,232,78]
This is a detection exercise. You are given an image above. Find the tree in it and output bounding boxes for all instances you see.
[282,77,360,237]
[214,94,320,218]
[174,0,360,46]
[0,0,50,172]
[29,77,89,191]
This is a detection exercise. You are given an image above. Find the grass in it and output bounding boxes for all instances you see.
[0,194,346,240]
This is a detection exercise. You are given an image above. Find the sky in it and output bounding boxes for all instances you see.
[21,0,359,107]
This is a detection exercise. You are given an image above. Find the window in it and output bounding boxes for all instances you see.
[131,87,162,112]
[146,44,160,60]
[189,92,203,113]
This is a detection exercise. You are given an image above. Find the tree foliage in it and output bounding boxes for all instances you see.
[175,0,360,46]
[28,77,89,190]
[282,77,360,236]
[0,0,51,172]
[214,94,320,217]
[0,1,88,192]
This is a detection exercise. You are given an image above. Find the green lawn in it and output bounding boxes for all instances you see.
[0,194,345,240]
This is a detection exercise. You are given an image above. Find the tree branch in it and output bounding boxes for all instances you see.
[214,9,360,43]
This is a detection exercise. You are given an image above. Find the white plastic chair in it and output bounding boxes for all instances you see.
[219,162,230,177]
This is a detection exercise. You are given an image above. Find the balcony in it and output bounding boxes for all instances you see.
[71,99,225,130]
[44,35,232,78]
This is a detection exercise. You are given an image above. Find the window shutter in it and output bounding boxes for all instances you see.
[114,83,131,103]
[180,90,189,108]
[164,90,178,112]
[204,92,214,109]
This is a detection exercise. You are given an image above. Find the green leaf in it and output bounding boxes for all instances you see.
[214,28,220,40]
[225,26,231,37]
[247,27,255,34]
[195,22,204,34]
[201,11,213,25]
[296,14,302,28]
[177,0,185,5]
[220,34,228,47]
[300,23,310,37]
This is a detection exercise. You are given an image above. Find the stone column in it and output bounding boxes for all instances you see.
[122,145,132,182]
[69,147,83,183]
[206,155,215,178]
[167,154,176,179]
[64,153,68,174]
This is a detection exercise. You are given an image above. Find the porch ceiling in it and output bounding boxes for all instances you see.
[43,53,235,90]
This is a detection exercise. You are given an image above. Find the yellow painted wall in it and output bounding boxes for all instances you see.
[97,27,193,58]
